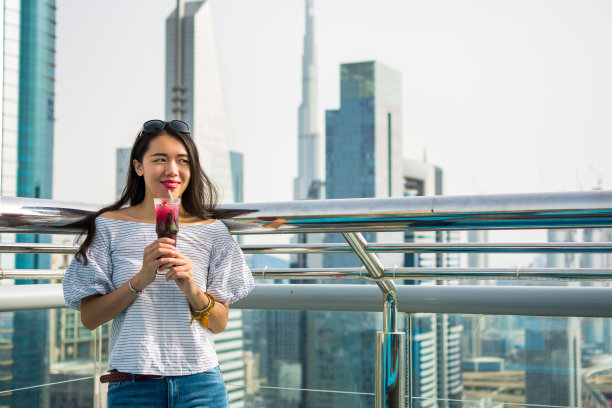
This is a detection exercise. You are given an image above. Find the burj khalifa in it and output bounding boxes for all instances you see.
[294,0,322,200]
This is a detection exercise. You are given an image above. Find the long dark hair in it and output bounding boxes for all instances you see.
[73,123,221,264]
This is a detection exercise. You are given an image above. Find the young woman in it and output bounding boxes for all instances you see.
[63,120,254,407]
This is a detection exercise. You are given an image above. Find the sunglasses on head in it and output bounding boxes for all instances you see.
[142,119,190,134]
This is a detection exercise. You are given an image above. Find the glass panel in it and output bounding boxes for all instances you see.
[240,309,387,407]
[410,313,612,407]
[226,382,375,408]
[0,310,107,408]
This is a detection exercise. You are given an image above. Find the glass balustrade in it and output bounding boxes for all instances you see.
[4,307,610,407]
[0,309,109,408]
[408,312,612,408]
[1,193,612,407]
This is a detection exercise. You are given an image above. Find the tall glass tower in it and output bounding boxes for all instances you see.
[302,61,404,408]
[166,3,246,405]
[324,61,403,269]
[165,0,234,203]
[294,0,321,201]
[14,0,55,269]
[3,1,56,407]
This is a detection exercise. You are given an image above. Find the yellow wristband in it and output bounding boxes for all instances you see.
[190,292,215,328]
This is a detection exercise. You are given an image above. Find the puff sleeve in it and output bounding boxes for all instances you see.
[63,224,115,310]
[207,238,254,304]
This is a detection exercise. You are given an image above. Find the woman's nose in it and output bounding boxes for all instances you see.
[165,160,179,175]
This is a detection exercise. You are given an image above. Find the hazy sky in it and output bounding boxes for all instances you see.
[55,0,612,207]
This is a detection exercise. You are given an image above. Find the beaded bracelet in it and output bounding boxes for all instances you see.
[190,292,215,328]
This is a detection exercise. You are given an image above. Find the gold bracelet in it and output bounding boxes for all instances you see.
[190,292,215,328]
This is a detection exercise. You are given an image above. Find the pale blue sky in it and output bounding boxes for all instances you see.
[55,0,612,207]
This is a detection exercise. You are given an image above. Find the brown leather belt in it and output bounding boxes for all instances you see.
[100,369,164,383]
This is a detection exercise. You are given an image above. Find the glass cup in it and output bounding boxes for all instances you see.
[154,197,180,274]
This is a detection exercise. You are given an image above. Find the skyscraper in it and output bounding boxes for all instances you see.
[302,61,404,408]
[229,151,244,204]
[324,61,404,269]
[524,229,581,406]
[294,0,321,201]
[0,7,22,403]
[1,1,56,406]
[165,3,245,405]
[115,147,131,200]
[165,0,234,203]
[402,158,464,407]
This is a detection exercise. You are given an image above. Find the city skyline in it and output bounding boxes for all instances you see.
[53,0,612,210]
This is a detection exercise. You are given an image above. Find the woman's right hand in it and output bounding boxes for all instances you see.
[131,238,177,290]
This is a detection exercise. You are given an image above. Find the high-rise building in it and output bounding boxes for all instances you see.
[301,61,404,408]
[0,0,22,401]
[1,1,56,407]
[14,0,55,270]
[165,3,245,405]
[294,0,321,201]
[292,0,323,271]
[229,151,243,204]
[165,0,234,203]
[581,227,612,355]
[524,229,581,406]
[402,158,463,407]
[115,147,130,200]
[324,61,404,269]
[242,255,301,408]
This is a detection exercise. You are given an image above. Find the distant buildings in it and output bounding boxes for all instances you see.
[523,229,581,406]
[165,0,234,203]
[324,61,404,269]
[115,148,130,200]
[1,1,57,407]
[230,151,244,204]
[402,158,463,407]
[165,2,245,405]
[299,60,405,408]
[294,0,322,201]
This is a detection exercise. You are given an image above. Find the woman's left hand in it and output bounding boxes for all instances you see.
[162,250,197,295]
[163,250,228,332]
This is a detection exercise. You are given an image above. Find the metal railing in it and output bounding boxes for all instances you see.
[2,190,612,407]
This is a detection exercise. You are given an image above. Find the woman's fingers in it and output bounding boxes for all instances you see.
[164,265,193,281]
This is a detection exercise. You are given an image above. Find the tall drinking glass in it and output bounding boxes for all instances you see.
[154,197,180,274]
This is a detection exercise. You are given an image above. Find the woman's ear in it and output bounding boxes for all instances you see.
[133,159,144,176]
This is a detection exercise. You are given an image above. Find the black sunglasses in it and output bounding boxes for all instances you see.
[142,119,190,134]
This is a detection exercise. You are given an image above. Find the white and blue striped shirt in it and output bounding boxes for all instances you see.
[63,217,254,376]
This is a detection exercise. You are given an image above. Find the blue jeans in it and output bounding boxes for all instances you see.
[107,366,229,408]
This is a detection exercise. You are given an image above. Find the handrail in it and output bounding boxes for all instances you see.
[3,283,612,318]
[4,267,612,282]
[2,192,611,408]
[2,242,612,254]
[2,190,612,234]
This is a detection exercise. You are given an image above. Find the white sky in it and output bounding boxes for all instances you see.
[55,0,612,206]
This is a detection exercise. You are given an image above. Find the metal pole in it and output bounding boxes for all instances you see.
[240,241,612,254]
[405,313,412,408]
[376,331,406,408]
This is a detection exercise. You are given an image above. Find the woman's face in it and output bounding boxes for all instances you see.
[133,133,191,200]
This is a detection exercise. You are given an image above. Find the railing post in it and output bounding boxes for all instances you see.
[406,313,412,408]
[342,233,407,407]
